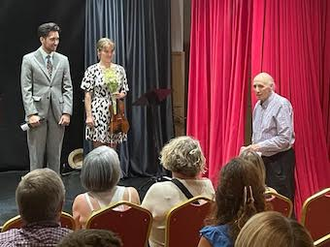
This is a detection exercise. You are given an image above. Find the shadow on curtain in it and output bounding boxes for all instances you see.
[84,0,173,177]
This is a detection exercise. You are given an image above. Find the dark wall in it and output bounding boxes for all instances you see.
[0,0,85,170]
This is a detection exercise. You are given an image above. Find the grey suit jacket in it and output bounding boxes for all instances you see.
[21,48,73,121]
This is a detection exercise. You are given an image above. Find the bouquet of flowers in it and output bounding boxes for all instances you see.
[104,68,119,94]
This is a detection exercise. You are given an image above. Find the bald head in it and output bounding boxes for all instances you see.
[253,72,274,88]
[253,72,275,102]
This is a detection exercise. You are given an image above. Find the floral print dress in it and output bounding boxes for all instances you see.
[81,63,129,144]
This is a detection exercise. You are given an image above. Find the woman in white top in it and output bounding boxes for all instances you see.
[141,136,215,247]
[72,146,140,229]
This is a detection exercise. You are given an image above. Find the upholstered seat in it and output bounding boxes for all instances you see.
[265,191,293,218]
[301,188,330,243]
[86,201,152,247]
[165,196,212,247]
[1,211,76,232]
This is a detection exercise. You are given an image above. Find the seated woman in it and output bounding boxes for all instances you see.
[198,157,266,247]
[239,150,277,193]
[72,146,140,229]
[141,136,215,247]
[235,211,314,247]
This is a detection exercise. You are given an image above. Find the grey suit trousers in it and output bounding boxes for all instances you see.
[27,107,65,174]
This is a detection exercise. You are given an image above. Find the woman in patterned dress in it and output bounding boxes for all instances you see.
[81,38,129,148]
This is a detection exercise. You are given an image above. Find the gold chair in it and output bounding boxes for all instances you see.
[265,191,293,218]
[1,215,21,232]
[314,233,330,247]
[165,196,212,247]
[86,201,152,247]
[1,211,76,232]
[301,188,330,242]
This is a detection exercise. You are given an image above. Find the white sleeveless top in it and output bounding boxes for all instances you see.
[84,186,132,211]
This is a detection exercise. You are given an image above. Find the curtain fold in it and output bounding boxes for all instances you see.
[320,0,330,159]
[188,0,330,216]
[251,0,330,217]
[85,0,173,177]
[187,0,252,183]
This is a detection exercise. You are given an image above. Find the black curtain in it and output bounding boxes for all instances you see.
[85,0,174,177]
[0,0,85,170]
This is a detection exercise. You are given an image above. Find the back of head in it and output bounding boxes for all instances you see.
[81,146,122,193]
[37,22,61,38]
[57,229,122,247]
[209,157,266,241]
[160,136,205,177]
[239,150,266,184]
[16,168,65,224]
[235,211,314,247]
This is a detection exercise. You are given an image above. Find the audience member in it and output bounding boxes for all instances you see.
[240,150,277,193]
[198,158,266,247]
[235,211,314,247]
[0,168,71,246]
[72,146,140,229]
[57,229,122,247]
[142,136,215,247]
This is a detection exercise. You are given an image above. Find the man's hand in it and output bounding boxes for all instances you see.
[240,144,261,154]
[28,115,41,127]
[249,144,260,152]
[59,113,71,126]
[239,146,249,154]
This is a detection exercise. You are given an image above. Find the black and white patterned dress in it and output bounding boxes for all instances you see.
[81,63,129,144]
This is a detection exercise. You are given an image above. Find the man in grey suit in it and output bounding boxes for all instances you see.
[21,22,73,174]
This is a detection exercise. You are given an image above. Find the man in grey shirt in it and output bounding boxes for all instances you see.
[244,72,295,202]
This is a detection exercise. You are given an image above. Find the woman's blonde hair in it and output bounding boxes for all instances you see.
[96,38,115,52]
[160,136,205,177]
[235,211,314,247]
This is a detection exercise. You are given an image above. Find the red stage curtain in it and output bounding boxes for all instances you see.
[187,0,252,183]
[251,0,330,217]
[321,0,330,159]
[188,0,330,216]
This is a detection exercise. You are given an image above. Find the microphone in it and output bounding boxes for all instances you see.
[20,117,46,131]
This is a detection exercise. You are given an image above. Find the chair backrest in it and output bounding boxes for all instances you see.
[1,211,75,232]
[314,233,330,247]
[301,188,330,242]
[86,201,152,247]
[1,215,22,232]
[265,191,293,218]
[59,211,76,230]
[165,196,212,247]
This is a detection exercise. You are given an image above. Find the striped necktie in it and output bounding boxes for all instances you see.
[46,55,53,78]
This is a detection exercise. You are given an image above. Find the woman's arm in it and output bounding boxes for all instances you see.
[84,91,94,127]
[198,236,213,247]
[72,195,84,229]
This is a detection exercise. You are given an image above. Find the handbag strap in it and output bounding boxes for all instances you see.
[171,178,195,200]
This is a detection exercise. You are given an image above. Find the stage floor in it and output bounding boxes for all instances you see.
[0,170,155,226]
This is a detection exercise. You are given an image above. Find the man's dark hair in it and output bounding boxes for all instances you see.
[37,22,61,38]
[57,229,123,247]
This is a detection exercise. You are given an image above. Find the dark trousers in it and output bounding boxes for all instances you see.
[262,148,295,203]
